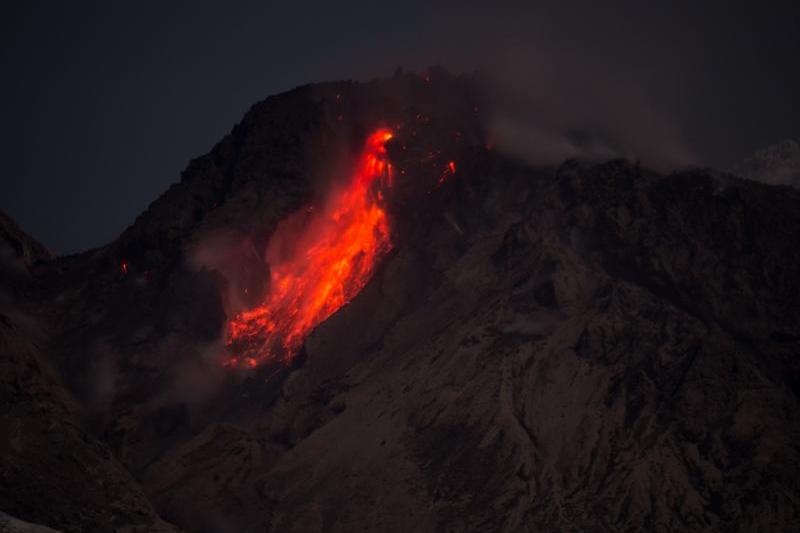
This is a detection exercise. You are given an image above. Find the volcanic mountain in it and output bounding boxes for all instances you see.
[2,70,799,532]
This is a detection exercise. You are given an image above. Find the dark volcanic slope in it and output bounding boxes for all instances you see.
[2,71,800,532]
[0,213,177,532]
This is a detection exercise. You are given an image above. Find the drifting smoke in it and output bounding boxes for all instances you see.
[85,342,118,412]
[483,47,696,171]
[188,230,268,315]
[151,339,229,408]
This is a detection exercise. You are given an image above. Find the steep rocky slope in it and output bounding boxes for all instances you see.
[2,71,799,532]
[0,214,177,532]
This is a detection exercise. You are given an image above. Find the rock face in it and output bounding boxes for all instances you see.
[733,138,800,188]
[1,71,799,532]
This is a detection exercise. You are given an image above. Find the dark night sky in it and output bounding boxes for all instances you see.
[2,1,799,254]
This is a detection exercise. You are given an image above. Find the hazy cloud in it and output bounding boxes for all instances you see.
[485,47,696,171]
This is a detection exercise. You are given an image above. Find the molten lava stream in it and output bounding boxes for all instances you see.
[225,129,394,368]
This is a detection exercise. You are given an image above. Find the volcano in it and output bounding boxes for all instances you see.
[1,70,799,533]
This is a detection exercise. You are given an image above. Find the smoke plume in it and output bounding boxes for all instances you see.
[483,47,696,171]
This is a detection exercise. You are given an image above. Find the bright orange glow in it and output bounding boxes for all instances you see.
[225,129,394,367]
[437,160,457,186]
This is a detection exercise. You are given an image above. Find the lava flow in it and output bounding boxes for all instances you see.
[225,129,394,367]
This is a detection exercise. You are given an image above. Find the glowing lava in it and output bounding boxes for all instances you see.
[225,129,394,367]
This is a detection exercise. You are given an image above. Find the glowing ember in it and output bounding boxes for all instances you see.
[225,129,394,367]
[437,160,457,186]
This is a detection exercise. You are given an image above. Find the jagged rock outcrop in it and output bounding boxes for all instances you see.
[0,210,50,277]
[2,71,799,532]
[733,138,800,188]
